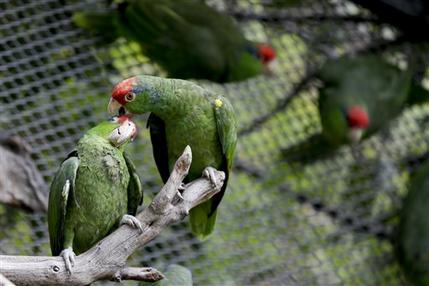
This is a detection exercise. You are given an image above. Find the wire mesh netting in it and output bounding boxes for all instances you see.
[1,0,429,285]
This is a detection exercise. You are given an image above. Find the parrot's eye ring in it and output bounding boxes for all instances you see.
[125,92,136,102]
[109,116,118,122]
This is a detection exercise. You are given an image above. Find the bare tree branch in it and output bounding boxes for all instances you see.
[0,146,225,286]
[0,274,16,286]
[0,135,48,212]
[112,267,164,283]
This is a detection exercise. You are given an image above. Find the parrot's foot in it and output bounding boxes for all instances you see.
[203,166,223,190]
[60,247,76,274]
[120,214,144,233]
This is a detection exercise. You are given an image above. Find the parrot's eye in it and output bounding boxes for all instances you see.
[125,92,136,102]
[109,116,118,122]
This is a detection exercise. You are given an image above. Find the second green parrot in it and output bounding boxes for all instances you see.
[282,54,429,163]
[48,115,143,272]
[108,75,237,238]
[73,0,277,83]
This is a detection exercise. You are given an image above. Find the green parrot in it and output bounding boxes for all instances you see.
[397,159,429,285]
[107,75,237,238]
[48,115,143,273]
[72,0,277,83]
[140,264,193,286]
[282,54,429,163]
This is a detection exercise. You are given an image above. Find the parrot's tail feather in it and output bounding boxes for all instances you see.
[189,201,217,239]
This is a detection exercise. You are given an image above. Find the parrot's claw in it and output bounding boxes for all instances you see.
[60,247,76,274]
[120,214,144,233]
[203,166,222,190]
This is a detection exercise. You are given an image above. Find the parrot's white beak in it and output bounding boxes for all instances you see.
[348,127,364,143]
[108,119,137,147]
[108,98,122,115]
[265,59,280,76]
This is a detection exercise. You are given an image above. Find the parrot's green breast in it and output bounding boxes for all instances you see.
[162,92,223,179]
[66,135,130,254]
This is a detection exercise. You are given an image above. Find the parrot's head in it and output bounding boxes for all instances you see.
[89,115,138,148]
[257,44,278,75]
[345,106,369,143]
[247,43,278,75]
[108,76,151,115]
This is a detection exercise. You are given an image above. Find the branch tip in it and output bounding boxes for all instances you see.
[114,267,164,282]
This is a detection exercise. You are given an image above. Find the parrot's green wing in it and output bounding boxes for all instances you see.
[213,96,238,172]
[189,95,237,238]
[147,113,171,183]
[72,11,119,45]
[208,95,237,211]
[125,1,229,82]
[47,151,79,256]
[123,152,143,215]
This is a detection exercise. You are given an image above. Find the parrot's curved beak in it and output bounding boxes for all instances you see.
[108,118,137,147]
[348,127,364,143]
[108,98,122,115]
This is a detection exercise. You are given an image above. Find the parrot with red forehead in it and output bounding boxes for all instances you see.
[73,0,277,83]
[108,75,237,238]
[282,54,429,163]
[48,115,143,273]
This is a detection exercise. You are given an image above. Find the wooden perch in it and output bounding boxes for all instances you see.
[0,135,48,212]
[0,274,16,286]
[0,146,225,286]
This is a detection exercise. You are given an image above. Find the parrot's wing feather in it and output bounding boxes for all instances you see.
[211,95,237,213]
[72,11,119,44]
[48,151,79,256]
[147,113,170,183]
[124,151,143,215]
[189,95,237,238]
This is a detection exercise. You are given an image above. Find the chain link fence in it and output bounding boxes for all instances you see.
[1,0,429,285]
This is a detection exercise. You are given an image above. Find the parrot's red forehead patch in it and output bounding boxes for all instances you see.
[112,77,136,105]
[257,44,276,64]
[347,106,369,128]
